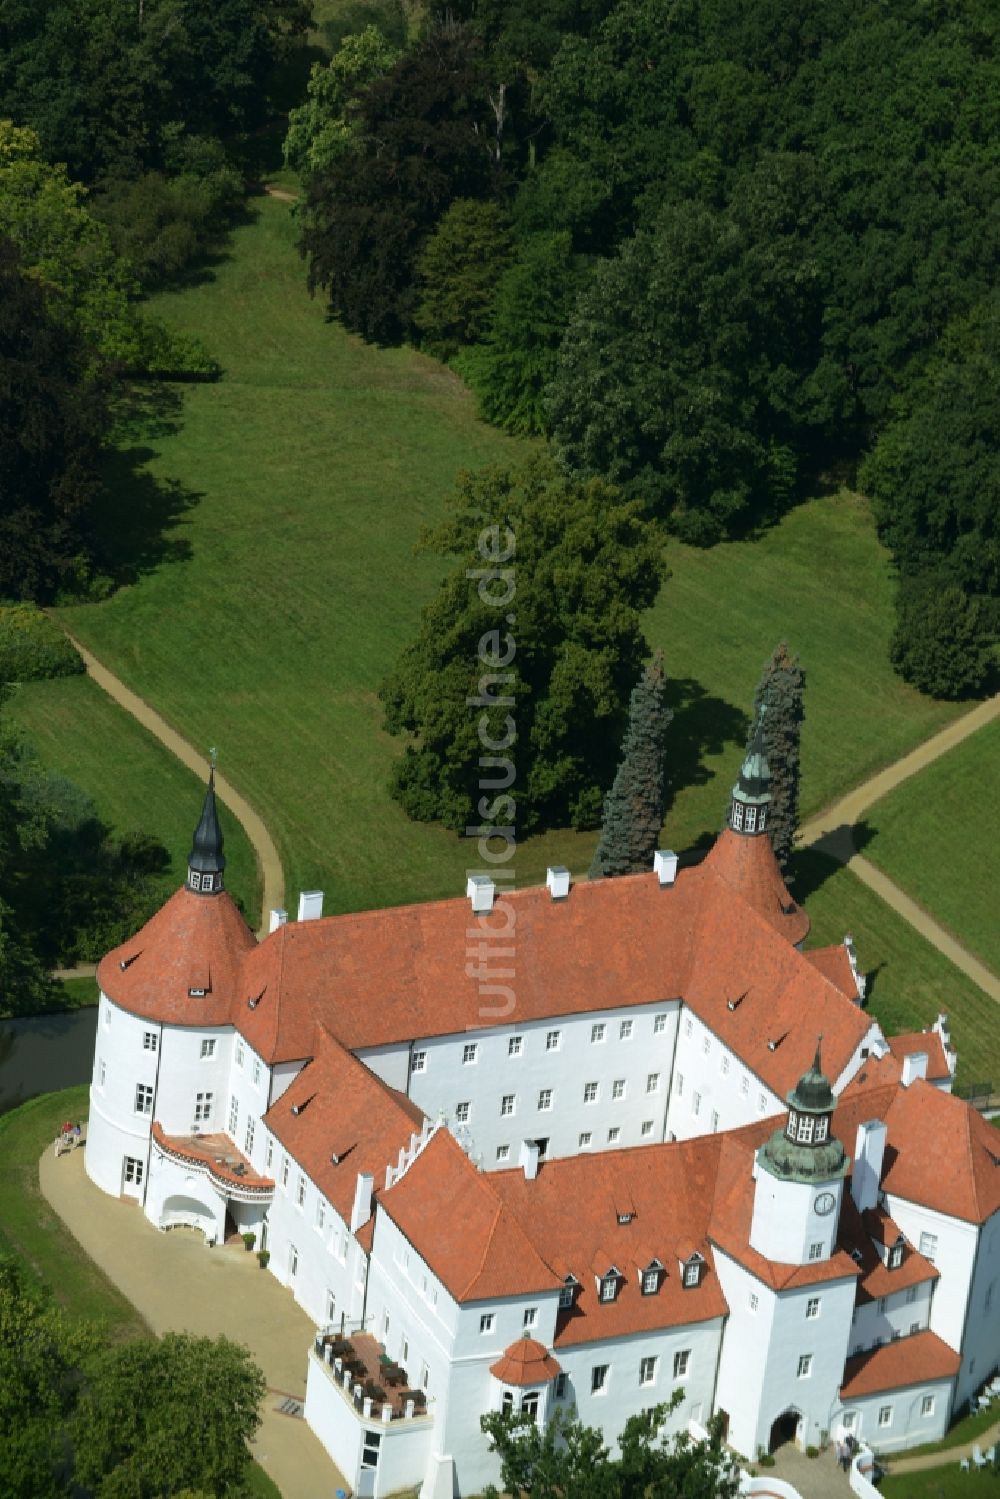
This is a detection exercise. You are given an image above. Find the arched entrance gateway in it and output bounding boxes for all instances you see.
[769,1409,802,1453]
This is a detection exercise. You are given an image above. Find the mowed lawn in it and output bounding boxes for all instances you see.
[56,197,961,916]
[794,853,1000,1090]
[861,717,1000,978]
[8,674,261,925]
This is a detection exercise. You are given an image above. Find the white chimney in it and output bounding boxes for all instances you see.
[466,875,495,913]
[901,1051,928,1088]
[350,1171,374,1233]
[546,866,571,899]
[851,1119,887,1213]
[298,890,324,922]
[519,1139,540,1181]
[268,908,288,933]
[654,850,679,886]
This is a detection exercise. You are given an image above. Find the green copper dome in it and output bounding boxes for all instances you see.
[757,1040,848,1185]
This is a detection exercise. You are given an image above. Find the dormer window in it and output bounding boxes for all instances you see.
[600,1276,617,1303]
[640,1264,662,1296]
[681,1254,704,1289]
[617,1211,634,1226]
[889,1241,904,1270]
[559,1274,578,1309]
[188,987,207,998]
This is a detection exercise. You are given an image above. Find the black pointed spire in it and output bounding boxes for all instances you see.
[187,767,225,895]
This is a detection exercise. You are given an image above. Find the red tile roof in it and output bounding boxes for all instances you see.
[97,888,257,1028]
[804,944,860,1000]
[263,1027,425,1225]
[493,1141,731,1346]
[701,829,810,945]
[838,1199,938,1305]
[489,1339,562,1385]
[881,1081,1000,1224]
[886,1032,951,1082]
[840,1331,960,1398]
[380,1131,562,1302]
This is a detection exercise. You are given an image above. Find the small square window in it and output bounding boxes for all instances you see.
[546,1030,561,1051]
[508,1035,522,1056]
[702,1036,710,1055]
[673,1349,690,1378]
[692,1091,701,1116]
[808,1242,823,1261]
[462,1042,478,1065]
[496,1144,510,1162]
[919,1232,938,1262]
[910,1321,920,1335]
[607,1126,620,1144]
[555,1372,568,1398]
[684,1017,693,1038]
[640,1355,658,1386]
[806,1297,820,1319]
[281,1155,290,1187]
[252,1057,261,1087]
[619,1020,633,1040]
[135,1082,153,1114]
[797,1354,812,1378]
[612,1079,626,1100]
[711,1110,720,1132]
[523,1307,538,1329]
[235,1039,244,1067]
[200,1038,216,1059]
[455,1101,470,1123]
[646,1072,660,1094]
[591,1364,609,1394]
[591,1023,606,1043]
[143,1031,157,1052]
[480,1313,495,1334]
[676,1073,684,1096]
[537,1088,553,1111]
[721,1055,730,1076]
[579,1131,592,1148]
[921,1395,935,1417]
[316,1198,325,1230]
[653,1014,667,1035]
[748,1292,759,1312]
[98,1059,107,1088]
[641,1120,654,1138]
[296,1174,306,1207]
[500,1094,515,1116]
[583,1082,598,1104]
[740,1076,749,1096]
[757,1092,767,1113]
[411,1050,427,1074]
[878,1406,892,1428]
[193,1090,213,1124]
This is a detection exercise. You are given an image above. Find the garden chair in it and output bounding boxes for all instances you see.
[971,1445,987,1469]
[960,1458,970,1473]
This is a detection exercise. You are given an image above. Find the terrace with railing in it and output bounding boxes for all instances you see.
[311,1330,433,1425]
[151,1124,275,1204]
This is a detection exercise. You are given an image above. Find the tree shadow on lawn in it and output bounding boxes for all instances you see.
[663,676,749,837]
[95,387,202,585]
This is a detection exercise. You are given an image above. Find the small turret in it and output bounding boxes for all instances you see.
[750,1040,848,1264]
[729,706,770,836]
[187,768,225,895]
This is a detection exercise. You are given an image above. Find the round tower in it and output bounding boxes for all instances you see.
[749,1041,848,1264]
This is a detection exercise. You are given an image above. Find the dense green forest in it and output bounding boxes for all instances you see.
[292,0,999,696]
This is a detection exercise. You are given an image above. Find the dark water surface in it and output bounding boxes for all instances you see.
[0,1008,98,1115]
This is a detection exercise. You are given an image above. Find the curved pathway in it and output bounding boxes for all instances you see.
[64,634,284,938]
[798,691,1000,1003]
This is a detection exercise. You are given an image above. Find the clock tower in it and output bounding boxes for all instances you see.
[749,1041,849,1264]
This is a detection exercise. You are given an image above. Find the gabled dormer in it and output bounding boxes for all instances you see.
[678,1249,705,1289]
[638,1257,665,1295]
[593,1257,623,1303]
[557,1272,579,1310]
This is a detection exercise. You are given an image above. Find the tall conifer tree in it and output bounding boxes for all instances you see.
[589,651,672,878]
[748,642,804,869]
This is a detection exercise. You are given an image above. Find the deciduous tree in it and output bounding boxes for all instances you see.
[380,455,664,832]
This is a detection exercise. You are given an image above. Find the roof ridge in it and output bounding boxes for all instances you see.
[463,1199,506,1299]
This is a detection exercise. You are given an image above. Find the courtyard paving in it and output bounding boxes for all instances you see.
[40,1141,347,1499]
[767,1443,856,1499]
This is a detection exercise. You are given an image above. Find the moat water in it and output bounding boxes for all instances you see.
[0,1008,98,1116]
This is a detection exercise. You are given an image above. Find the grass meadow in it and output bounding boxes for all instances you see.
[51,196,961,918]
[793,854,999,1089]
[861,718,1000,978]
[8,673,260,925]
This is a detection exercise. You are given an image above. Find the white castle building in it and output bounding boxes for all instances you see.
[85,724,999,1498]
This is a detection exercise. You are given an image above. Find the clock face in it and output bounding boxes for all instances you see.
[814,1191,836,1217]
